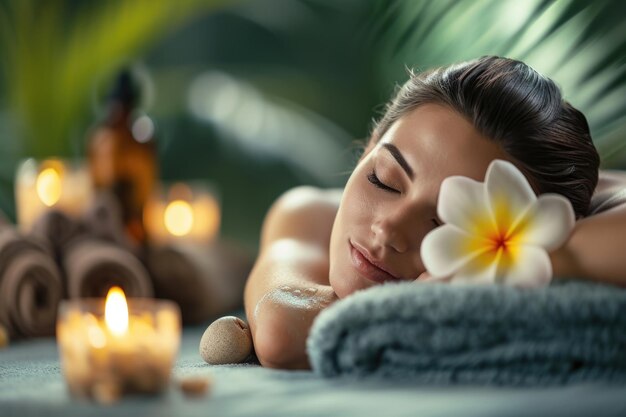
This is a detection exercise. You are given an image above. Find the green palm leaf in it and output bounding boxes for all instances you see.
[0,0,235,159]
[368,0,626,167]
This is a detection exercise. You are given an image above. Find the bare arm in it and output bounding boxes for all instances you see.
[244,187,341,369]
[551,170,626,287]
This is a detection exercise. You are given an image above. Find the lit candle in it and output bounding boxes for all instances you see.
[143,182,220,245]
[15,158,93,232]
[57,287,181,404]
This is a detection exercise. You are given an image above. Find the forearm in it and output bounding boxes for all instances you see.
[551,204,626,287]
[244,241,337,369]
[247,282,336,369]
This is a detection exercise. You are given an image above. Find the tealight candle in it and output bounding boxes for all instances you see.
[143,182,221,245]
[15,158,93,232]
[56,287,181,403]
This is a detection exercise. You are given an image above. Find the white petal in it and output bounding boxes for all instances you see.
[420,225,490,278]
[438,176,493,235]
[514,194,575,251]
[499,245,552,288]
[450,257,498,285]
[485,160,536,232]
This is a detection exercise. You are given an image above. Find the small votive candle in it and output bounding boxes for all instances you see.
[15,158,93,232]
[57,287,181,403]
[143,182,221,245]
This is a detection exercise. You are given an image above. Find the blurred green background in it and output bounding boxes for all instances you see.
[1,0,625,252]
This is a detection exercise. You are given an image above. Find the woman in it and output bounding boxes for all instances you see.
[244,56,626,370]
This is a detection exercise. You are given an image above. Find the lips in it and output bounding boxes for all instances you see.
[350,241,400,284]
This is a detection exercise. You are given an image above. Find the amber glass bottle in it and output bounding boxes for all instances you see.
[87,70,157,245]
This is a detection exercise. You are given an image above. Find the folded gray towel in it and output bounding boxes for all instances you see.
[307,280,626,385]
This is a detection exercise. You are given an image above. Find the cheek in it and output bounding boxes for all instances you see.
[329,172,376,297]
[334,172,374,239]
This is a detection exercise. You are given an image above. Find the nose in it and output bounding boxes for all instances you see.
[370,202,432,253]
[371,220,409,253]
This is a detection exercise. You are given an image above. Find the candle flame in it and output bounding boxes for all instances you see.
[36,167,62,207]
[164,200,194,236]
[105,286,128,336]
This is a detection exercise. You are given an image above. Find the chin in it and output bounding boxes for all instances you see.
[329,269,369,299]
[330,282,351,299]
[329,233,369,299]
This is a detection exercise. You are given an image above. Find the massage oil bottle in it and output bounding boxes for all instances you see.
[87,69,157,245]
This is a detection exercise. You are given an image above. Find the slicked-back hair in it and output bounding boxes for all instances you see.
[370,56,599,219]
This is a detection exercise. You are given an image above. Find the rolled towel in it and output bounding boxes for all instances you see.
[145,244,213,323]
[0,226,63,338]
[82,191,134,252]
[145,242,252,324]
[63,238,153,298]
[29,209,86,260]
[307,280,626,385]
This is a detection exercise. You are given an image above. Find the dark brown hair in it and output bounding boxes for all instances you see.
[370,56,599,219]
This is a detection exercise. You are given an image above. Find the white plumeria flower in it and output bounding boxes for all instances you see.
[420,159,575,287]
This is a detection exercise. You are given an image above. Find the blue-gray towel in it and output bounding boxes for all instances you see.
[307,280,626,385]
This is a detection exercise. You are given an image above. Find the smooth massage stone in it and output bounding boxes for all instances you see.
[199,316,253,365]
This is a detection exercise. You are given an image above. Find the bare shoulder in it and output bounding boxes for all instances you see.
[260,186,343,250]
[596,169,626,194]
[589,170,626,216]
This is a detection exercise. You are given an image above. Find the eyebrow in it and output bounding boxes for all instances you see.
[382,143,414,179]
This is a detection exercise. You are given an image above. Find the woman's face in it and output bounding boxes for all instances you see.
[328,104,512,298]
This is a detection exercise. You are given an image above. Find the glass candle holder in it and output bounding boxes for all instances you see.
[15,158,93,232]
[143,181,221,245]
[56,291,181,403]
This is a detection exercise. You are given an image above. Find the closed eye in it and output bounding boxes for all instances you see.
[367,170,399,193]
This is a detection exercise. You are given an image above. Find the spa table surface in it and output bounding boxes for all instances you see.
[1,317,625,417]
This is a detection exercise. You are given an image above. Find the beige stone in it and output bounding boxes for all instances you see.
[179,376,212,397]
[199,316,253,364]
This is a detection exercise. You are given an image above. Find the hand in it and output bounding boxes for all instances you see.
[549,235,578,279]
[414,271,451,283]
[415,271,431,282]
